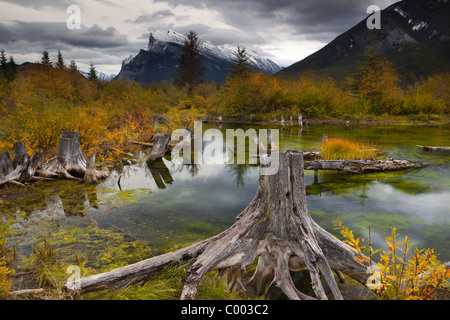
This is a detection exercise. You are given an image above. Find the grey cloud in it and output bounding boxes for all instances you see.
[134,9,175,24]
[0,22,129,49]
[155,0,397,40]
[0,0,75,9]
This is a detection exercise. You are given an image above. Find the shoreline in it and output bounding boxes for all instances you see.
[200,116,450,127]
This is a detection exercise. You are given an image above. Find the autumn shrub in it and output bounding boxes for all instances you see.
[334,222,449,300]
[320,138,378,160]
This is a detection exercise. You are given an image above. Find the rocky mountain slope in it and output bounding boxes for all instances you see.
[280,0,450,84]
[116,30,281,83]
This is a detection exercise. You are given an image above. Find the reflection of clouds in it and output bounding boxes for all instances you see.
[369,183,450,225]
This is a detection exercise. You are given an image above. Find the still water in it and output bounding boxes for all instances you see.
[2,123,449,264]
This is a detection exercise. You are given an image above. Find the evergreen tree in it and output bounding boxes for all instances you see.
[0,50,7,77]
[229,46,252,79]
[0,50,17,81]
[174,31,205,94]
[8,56,17,81]
[69,60,78,72]
[88,63,98,81]
[41,51,52,66]
[56,50,65,69]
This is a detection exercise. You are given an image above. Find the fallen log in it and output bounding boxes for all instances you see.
[417,145,450,152]
[147,133,172,162]
[304,159,422,174]
[65,151,368,300]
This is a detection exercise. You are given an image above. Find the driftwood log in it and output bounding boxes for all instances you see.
[304,159,423,174]
[64,151,369,300]
[147,133,172,162]
[417,145,450,152]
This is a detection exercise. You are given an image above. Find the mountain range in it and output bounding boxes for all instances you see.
[115,30,281,83]
[280,0,450,83]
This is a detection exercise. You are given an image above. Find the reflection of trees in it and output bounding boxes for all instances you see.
[305,169,419,201]
[59,184,99,216]
[146,159,174,190]
[226,164,253,187]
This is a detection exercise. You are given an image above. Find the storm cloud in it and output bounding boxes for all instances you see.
[0,0,399,74]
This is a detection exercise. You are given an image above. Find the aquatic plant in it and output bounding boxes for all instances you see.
[320,138,378,160]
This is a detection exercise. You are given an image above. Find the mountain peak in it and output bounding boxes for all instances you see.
[280,0,450,83]
[117,30,282,83]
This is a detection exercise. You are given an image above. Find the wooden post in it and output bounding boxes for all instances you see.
[298,113,303,128]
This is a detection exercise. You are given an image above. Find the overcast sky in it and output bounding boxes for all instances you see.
[0,0,399,75]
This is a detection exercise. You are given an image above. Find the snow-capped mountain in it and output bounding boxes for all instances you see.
[116,30,281,83]
[281,0,450,83]
[80,70,116,82]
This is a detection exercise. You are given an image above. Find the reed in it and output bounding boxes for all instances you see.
[320,138,378,160]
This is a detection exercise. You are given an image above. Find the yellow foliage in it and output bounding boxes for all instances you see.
[320,138,378,160]
[334,222,449,300]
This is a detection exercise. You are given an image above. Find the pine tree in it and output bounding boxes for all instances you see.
[88,63,98,81]
[229,46,252,79]
[174,31,205,94]
[0,50,7,76]
[41,51,52,66]
[8,56,17,81]
[69,60,78,72]
[56,50,65,69]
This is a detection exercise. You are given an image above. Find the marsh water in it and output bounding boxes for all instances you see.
[1,123,450,273]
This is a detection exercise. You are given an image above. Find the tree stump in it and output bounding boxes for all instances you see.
[65,150,368,300]
[147,133,172,162]
[83,153,107,184]
[19,151,44,183]
[0,142,31,186]
[46,132,87,179]
[0,151,14,179]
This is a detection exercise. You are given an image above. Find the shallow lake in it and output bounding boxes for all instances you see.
[1,123,449,268]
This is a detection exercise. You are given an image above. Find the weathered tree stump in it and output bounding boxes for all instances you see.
[0,151,14,178]
[83,153,107,184]
[46,132,87,179]
[0,142,31,186]
[19,151,44,183]
[64,151,368,300]
[147,133,172,162]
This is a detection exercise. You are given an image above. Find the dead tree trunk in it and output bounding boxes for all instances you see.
[65,151,368,300]
[48,131,86,177]
[304,159,422,174]
[19,151,44,183]
[417,145,450,152]
[0,142,30,186]
[0,151,14,178]
[147,133,172,162]
[46,132,87,180]
[83,153,107,184]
